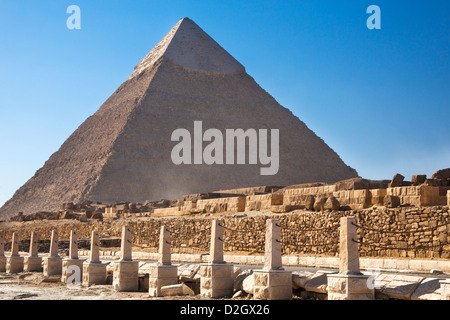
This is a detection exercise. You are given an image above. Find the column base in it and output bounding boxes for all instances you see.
[148,264,178,297]
[200,263,234,298]
[253,269,292,300]
[82,261,107,286]
[0,256,6,272]
[24,256,42,272]
[113,260,139,292]
[43,256,62,276]
[6,256,24,274]
[61,258,84,284]
[327,273,375,300]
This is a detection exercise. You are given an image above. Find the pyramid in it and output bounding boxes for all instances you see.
[0,18,358,219]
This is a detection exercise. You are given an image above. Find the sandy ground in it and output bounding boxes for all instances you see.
[0,272,216,300]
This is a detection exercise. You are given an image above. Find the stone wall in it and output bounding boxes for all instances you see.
[2,206,449,259]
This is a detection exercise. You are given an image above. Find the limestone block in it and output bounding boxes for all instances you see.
[242,273,255,294]
[378,274,424,300]
[43,256,62,276]
[161,283,195,296]
[327,274,374,300]
[411,278,442,300]
[292,271,314,289]
[196,197,246,213]
[253,269,292,300]
[82,262,107,286]
[303,271,332,293]
[200,263,234,298]
[313,196,326,211]
[370,189,387,206]
[178,264,201,282]
[6,256,24,274]
[23,256,42,272]
[419,186,441,206]
[153,207,182,217]
[113,260,139,292]
[389,173,405,188]
[61,258,84,284]
[324,196,340,211]
[447,190,450,207]
[0,256,6,272]
[148,264,178,297]
[383,195,400,208]
[412,175,427,185]
[440,280,450,300]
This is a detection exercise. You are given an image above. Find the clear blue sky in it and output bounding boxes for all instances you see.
[0,1,449,207]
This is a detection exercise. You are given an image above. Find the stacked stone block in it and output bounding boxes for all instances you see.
[43,230,62,276]
[82,231,107,286]
[253,219,292,300]
[24,232,42,272]
[149,225,178,296]
[200,220,234,298]
[6,232,23,273]
[327,217,374,300]
[113,225,139,292]
[62,230,84,284]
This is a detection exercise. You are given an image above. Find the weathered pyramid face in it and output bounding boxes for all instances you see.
[0,18,358,218]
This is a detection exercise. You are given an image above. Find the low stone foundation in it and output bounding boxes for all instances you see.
[148,265,178,297]
[253,269,292,300]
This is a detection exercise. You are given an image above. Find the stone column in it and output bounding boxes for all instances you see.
[327,217,374,300]
[209,219,224,264]
[159,225,171,265]
[43,230,62,276]
[62,230,84,284]
[199,220,234,298]
[82,231,106,286]
[113,225,139,292]
[149,225,178,297]
[252,219,292,300]
[120,225,132,261]
[264,219,282,270]
[24,232,42,272]
[339,217,361,275]
[6,232,24,273]
[0,234,6,272]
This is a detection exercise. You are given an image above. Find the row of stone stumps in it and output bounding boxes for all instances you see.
[2,219,450,300]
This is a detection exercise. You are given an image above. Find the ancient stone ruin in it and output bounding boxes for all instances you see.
[0,17,357,220]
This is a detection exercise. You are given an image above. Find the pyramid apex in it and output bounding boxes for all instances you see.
[128,18,245,79]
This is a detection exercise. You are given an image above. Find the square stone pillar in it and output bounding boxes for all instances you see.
[113,225,139,292]
[62,230,84,284]
[264,219,282,270]
[149,226,177,297]
[24,232,42,272]
[440,280,450,300]
[82,231,106,286]
[252,219,292,300]
[43,230,62,276]
[6,232,24,273]
[0,234,6,272]
[327,217,374,300]
[339,217,361,275]
[209,219,224,264]
[200,220,234,298]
